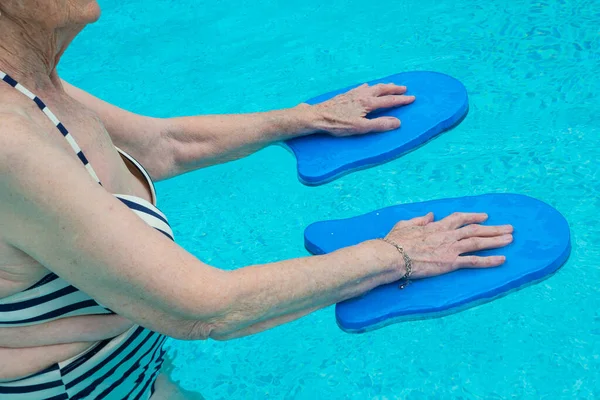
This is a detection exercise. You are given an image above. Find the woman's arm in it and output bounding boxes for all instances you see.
[0,116,404,340]
[1,117,509,341]
[61,81,414,181]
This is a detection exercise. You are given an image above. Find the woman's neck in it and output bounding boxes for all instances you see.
[0,16,81,93]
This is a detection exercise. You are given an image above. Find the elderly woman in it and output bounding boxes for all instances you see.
[0,1,514,399]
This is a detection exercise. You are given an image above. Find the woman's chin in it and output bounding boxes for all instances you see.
[85,2,102,23]
[77,1,102,24]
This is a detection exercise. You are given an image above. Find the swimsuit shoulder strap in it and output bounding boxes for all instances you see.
[0,70,102,184]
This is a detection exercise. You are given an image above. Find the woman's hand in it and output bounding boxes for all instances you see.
[304,83,416,137]
[384,212,514,279]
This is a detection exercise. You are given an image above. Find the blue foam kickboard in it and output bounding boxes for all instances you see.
[285,71,469,185]
[304,194,571,333]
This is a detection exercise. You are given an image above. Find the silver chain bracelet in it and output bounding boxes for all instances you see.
[379,238,413,289]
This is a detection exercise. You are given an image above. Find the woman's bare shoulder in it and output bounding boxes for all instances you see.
[0,87,42,135]
[0,113,45,175]
[0,84,36,116]
[0,90,57,171]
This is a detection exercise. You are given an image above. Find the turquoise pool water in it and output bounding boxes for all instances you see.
[61,0,599,398]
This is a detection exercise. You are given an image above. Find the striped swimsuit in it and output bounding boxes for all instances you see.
[0,71,173,399]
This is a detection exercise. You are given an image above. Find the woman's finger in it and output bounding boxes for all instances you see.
[371,83,408,96]
[453,255,506,269]
[432,212,489,230]
[352,83,369,91]
[391,213,433,230]
[454,224,513,240]
[359,117,401,133]
[407,212,434,227]
[370,95,416,110]
[454,234,513,254]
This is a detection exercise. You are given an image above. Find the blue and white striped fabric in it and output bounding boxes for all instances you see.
[0,326,167,400]
[0,71,174,398]
[0,70,102,184]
